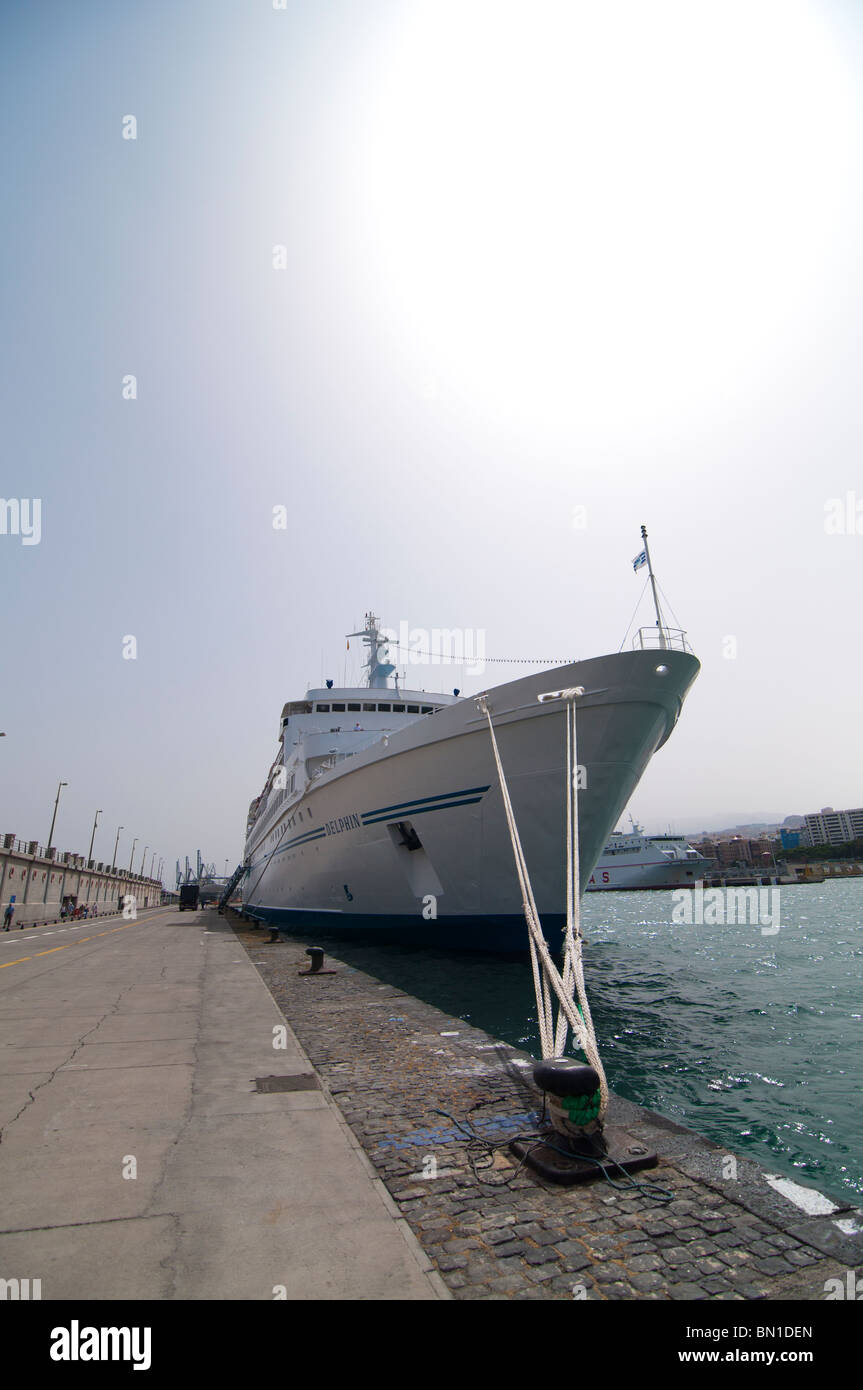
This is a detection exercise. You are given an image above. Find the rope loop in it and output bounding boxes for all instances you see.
[479,692,609,1121]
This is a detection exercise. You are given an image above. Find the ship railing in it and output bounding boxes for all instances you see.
[632,626,692,654]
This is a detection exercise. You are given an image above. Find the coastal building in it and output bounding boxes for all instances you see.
[804,807,863,847]
[717,838,751,865]
[780,828,805,849]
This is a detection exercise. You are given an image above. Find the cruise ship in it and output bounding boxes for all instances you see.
[586,821,713,890]
[239,600,701,950]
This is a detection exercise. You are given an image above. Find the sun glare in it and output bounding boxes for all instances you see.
[360,0,853,438]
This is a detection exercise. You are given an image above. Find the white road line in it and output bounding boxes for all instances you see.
[1,909,165,947]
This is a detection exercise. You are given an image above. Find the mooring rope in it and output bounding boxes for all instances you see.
[477,691,609,1120]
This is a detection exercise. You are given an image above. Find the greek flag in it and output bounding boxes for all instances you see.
[632,550,648,573]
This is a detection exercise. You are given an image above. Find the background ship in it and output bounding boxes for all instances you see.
[586,820,713,890]
[239,604,700,950]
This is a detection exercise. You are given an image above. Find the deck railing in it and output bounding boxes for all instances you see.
[632,626,692,654]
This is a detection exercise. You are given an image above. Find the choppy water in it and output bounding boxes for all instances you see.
[306,879,863,1206]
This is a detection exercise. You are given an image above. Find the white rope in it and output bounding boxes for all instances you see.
[478,692,609,1120]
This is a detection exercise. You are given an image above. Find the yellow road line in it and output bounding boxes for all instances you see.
[0,908,176,972]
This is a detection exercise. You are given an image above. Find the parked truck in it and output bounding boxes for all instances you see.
[178,884,199,912]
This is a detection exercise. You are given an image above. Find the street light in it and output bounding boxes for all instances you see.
[46,781,68,853]
[88,810,103,864]
[149,851,156,879]
[128,837,138,873]
[139,843,148,876]
[112,827,123,871]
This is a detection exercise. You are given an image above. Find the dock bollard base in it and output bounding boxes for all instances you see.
[510,1124,657,1186]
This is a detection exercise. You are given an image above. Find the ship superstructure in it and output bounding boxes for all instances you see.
[586,821,714,890]
[241,607,701,950]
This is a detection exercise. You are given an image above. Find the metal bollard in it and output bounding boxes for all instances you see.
[298,946,336,976]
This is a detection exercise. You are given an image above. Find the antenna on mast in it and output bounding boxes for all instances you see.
[346,613,396,689]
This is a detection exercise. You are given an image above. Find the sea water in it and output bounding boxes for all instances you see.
[309,877,863,1206]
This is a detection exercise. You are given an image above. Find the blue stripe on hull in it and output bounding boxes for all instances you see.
[361,785,490,820]
[242,906,567,953]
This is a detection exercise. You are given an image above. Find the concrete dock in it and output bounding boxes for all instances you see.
[0,906,444,1299]
[231,915,863,1302]
[2,900,861,1303]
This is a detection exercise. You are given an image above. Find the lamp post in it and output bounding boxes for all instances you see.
[149,851,156,879]
[139,843,148,876]
[88,810,102,864]
[112,827,123,871]
[46,781,68,854]
[128,837,138,873]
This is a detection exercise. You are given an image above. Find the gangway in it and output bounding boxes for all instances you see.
[218,863,248,914]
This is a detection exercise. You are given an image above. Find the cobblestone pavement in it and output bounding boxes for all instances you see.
[230,917,863,1302]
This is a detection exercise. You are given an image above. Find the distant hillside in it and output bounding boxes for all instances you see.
[678,812,796,836]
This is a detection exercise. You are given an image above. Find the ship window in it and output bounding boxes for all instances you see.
[377,703,391,712]
[405,704,418,713]
[347,703,361,711]
[332,703,346,712]
[392,704,405,713]
[317,703,330,712]
[421,705,433,714]
[363,703,376,712]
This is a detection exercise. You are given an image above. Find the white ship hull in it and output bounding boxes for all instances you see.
[586,826,713,890]
[586,858,713,891]
[242,647,699,950]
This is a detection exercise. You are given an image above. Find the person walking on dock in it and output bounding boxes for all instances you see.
[3,902,14,931]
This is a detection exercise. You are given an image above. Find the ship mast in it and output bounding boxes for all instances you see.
[640,524,667,651]
[346,613,396,689]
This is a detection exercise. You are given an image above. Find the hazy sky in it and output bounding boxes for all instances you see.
[2,0,861,878]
